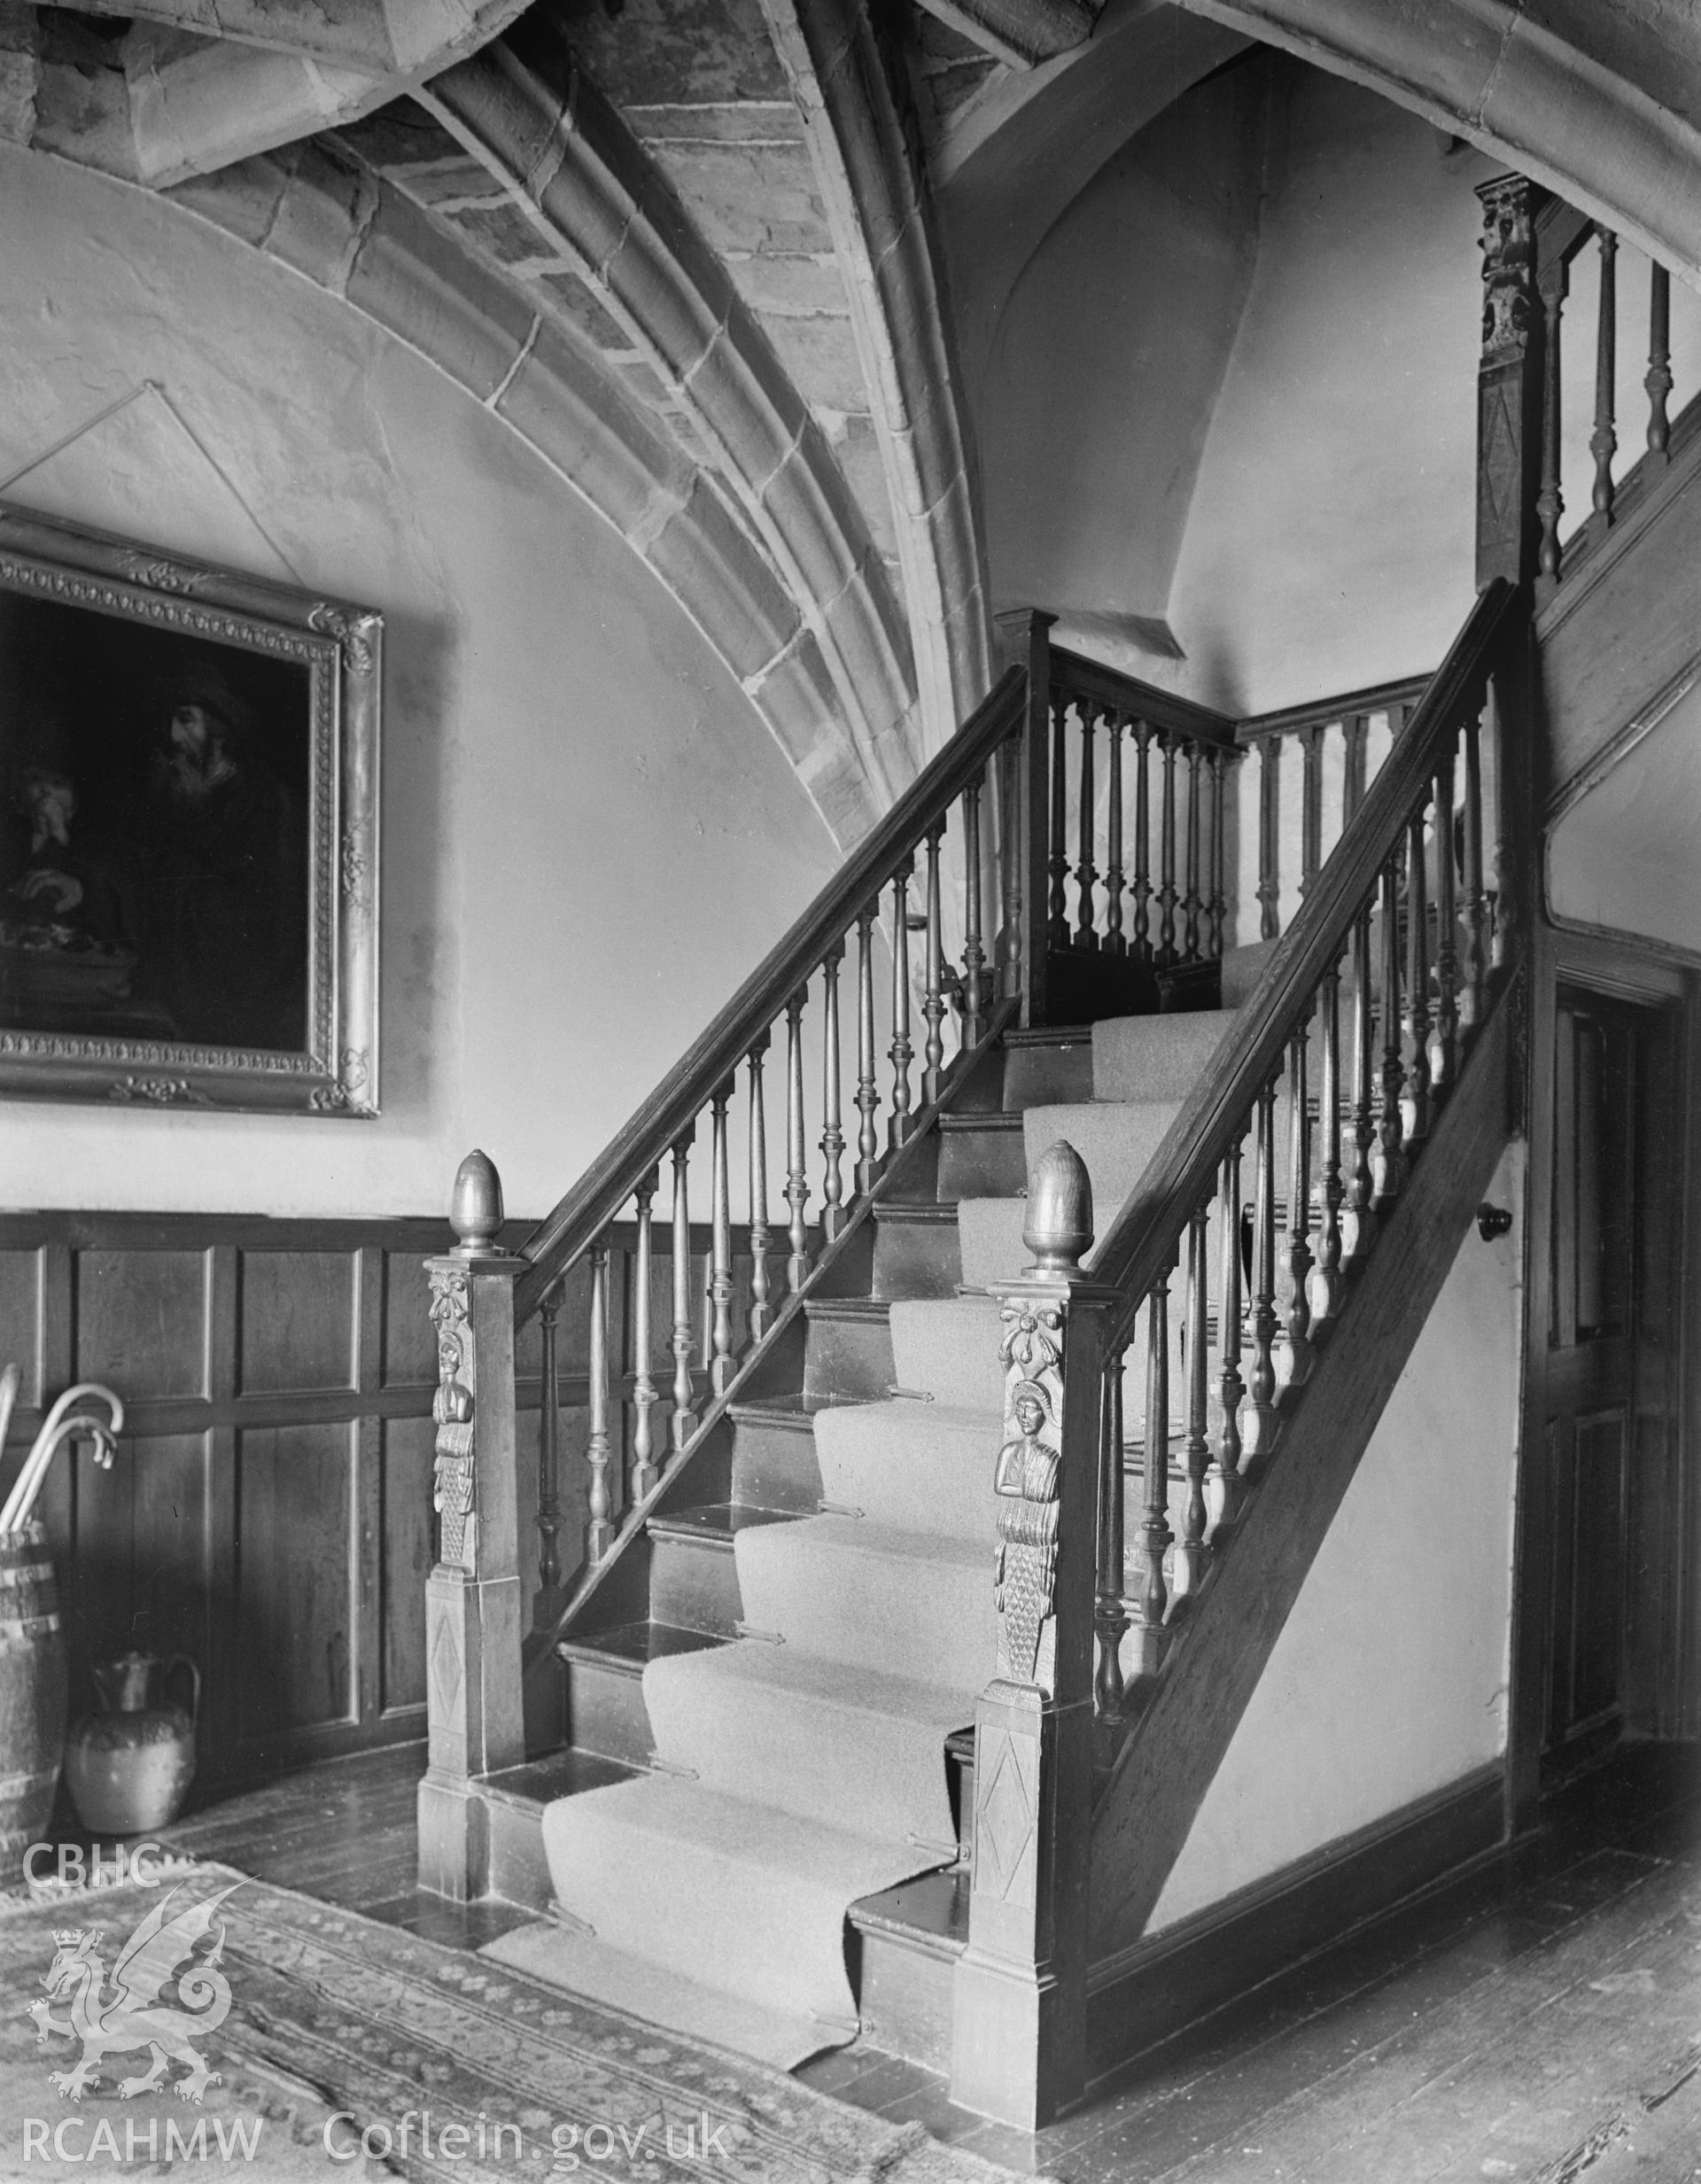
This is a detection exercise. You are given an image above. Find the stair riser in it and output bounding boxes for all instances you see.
[850,1928,957,2075]
[563,1659,654,1768]
[1002,1037,1095,1108]
[873,1218,962,1301]
[803,1314,896,1403]
[484,1792,552,1913]
[729,1415,823,1513]
[936,1124,1029,1199]
[648,1535,743,1638]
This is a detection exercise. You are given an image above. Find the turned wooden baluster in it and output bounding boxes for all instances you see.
[1242,1075,1280,1462]
[1459,713,1487,1028]
[1075,703,1098,951]
[708,1078,735,1394]
[785,990,811,1289]
[820,942,847,1236]
[1131,723,1153,961]
[962,774,987,1046]
[1131,1248,1175,1678]
[1104,719,1126,956]
[586,1237,613,1563]
[536,1277,563,1613]
[1208,749,1227,960]
[889,859,915,1151]
[1490,682,1514,977]
[1156,734,1179,968]
[1342,712,1368,828]
[1340,907,1379,1265]
[854,904,882,1192]
[670,1131,697,1455]
[1278,1006,1315,1391]
[1647,262,1672,469]
[745,1043,773,1349]
[631,1169,661,1499]
[1183,744,1203,961]
[1256,734,1280,941]
[1093,1346,1128,1722]
[1174,1205,1211,1597]
[1590,229,1618,532]
[1402,800,1433,1146]
[1309,950,1345,1326]
[1373,857,1407,1207]
[921,828,947,1101]
[1431,743,1459,1093]
[1300,724,1324,898]
[1536,254,1566,588]
[1210,1131,1246,1535]
[999,734,1023,1001]
[1048,693,1070,950]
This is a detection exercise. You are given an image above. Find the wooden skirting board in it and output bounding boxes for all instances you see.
[1084,1760,1508,2087]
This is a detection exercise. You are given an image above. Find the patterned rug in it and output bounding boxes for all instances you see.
[0,1869,1025,2182]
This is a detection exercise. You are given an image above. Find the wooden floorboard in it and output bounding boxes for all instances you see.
[44,1736,1700,2177]
[800,1742,1701,2181]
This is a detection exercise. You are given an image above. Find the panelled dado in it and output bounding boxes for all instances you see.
[0,1209,750,1787]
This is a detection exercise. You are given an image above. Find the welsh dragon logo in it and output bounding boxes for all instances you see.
[27,1884,240,2103]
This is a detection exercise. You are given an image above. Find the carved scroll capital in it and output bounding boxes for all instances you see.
[428,1262,478,1574]
[1476,173,1536,365]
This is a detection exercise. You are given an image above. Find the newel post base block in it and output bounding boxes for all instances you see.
[951,1139,1105,2127]
[416,1150,526,1903]
[951,1680,1091,2128]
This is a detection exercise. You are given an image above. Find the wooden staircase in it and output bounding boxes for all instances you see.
[412,581,1534,2126]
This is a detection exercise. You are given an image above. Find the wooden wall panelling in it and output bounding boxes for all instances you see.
[0,1209,750,1791]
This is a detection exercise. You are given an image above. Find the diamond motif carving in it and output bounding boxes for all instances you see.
[975,1723,1038,1908]
[429,1611,463,1721]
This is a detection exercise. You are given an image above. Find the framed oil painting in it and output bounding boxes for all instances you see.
[0,504,380,1115]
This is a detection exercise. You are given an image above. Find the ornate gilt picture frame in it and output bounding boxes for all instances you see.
[0,503,379,1115]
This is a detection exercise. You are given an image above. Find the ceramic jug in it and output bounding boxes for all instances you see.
[64,1651,198,1836]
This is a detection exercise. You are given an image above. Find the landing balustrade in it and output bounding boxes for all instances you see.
[1479,175,1699,602]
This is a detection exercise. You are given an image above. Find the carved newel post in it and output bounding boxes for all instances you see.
[951,1141,1114,2129]
[1475,172,1542,589]
[417,1150,525,1901]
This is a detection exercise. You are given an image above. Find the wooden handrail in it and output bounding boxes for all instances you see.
[1235,671,1433,746]
[1050,646,1239,750]
[1090,579,1518,1327]
[512,667,1027,1324]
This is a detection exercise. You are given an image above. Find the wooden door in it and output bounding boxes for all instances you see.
[1540,984,1682,1778]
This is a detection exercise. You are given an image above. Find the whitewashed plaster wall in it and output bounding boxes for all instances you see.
[1167,66,1493,715]
[978,62,1267,659]
[1548,672,1701,954]
[0,145,841,1220]
[1151,1139,1526,1930]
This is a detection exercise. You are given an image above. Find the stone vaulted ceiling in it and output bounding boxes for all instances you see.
[4,0,1701,844]
[0,0,999,850]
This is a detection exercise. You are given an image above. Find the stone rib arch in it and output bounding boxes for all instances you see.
[760,0,996,755]
[168,134,891,847]
[419,27,926,817]
[1167,0,1701,284]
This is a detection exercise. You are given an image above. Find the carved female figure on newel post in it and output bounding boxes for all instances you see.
[993,1378,1062,1685]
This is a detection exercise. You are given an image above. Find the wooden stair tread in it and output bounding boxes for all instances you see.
[480,1748,637,1809]
[999,1024,1093,1048]
[803,1295,891,1322]
[646,1501,802,1546]
[873,1200,965,1225]
[850,1864,970,1960]
[555,1621,727,1675]
[937,1111,1025,1133]
[727,1395,827,1428]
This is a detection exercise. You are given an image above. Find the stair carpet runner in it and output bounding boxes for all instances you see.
[486,947,1278,2067]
